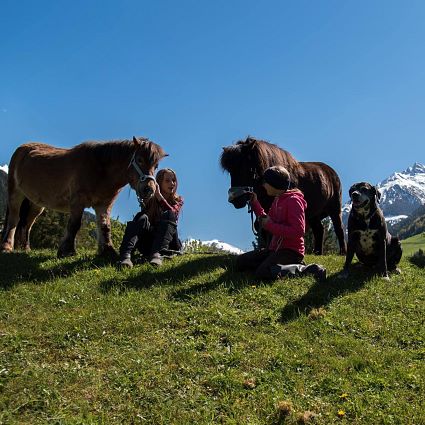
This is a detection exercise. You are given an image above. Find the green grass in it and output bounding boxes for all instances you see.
[401,232,425,257]
[0,250,424,424]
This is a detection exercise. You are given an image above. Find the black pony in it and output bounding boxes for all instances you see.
[221,137,346,255]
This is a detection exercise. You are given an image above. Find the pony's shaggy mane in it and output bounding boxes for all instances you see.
[221,136,300,177]
[72,138,165,166]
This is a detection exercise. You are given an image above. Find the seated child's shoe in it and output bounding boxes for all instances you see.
[118,257,134,269]
[303,264,327,281]
[269,264,282,279]
[149,253,163,267]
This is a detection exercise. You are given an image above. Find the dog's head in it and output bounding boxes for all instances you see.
[349,182,381,212]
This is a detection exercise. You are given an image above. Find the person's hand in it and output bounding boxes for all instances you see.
[154,182,164,201]
[259,215,270,227]
[249,191,257,203]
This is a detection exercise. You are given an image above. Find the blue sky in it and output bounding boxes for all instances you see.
[1,0,424,251]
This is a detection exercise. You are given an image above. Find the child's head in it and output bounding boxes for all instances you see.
[156,168,179,199]
[263,166,291,196]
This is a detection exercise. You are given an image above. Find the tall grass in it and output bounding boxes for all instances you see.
[0,250,424,424]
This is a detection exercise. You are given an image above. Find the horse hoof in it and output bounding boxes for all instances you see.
[1,245,13,253]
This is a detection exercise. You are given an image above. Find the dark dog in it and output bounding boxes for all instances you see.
[340,182,402,279]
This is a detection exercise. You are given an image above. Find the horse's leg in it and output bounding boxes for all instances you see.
[94,205,118,259]
[1,191,25,253]
[57,205,84,258]
[14,198,31,250]
[330,211,347,255]
[19,202,45,251]
[309,218,324,255]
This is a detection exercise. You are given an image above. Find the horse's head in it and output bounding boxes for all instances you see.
[220,138,264,209]
[128,136,168,204]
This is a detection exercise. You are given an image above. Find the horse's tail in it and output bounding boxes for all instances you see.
[1,206,8,242]
[1,198,31,247]
[2,144,33,244]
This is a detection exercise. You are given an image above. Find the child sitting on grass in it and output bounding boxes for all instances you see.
[118,168,183,268]
[236,165,326,280]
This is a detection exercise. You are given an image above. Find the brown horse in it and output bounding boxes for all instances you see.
[1,136,167,258]
[221,137,346,255]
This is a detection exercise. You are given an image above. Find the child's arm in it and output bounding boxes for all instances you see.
[159,198,183,217]
[262,198,305,238]
[154,182,183,218]
[249,193,267,218]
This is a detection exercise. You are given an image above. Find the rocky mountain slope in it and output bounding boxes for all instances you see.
[342,162,425,231]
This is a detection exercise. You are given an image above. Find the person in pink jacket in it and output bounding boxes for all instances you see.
[236,165,326,280]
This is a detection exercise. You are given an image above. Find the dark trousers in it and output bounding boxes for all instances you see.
[119,210,181,260]
[236,248,304,280]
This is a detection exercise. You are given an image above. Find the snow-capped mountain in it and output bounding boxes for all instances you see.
[0,164,8,174]
[200,239,244,254]
[183,238,244,254]
[342,162,425,226]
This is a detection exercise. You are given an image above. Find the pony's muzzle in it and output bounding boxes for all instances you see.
[228,187,252,209]
[137,180,155,201]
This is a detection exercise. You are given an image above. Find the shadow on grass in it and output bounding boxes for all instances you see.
[0,251,112,290]
[169,268,256,301]
[279,265,374,323]
[99,253,235,293]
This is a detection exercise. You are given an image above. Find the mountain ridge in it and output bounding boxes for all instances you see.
[342,162,425,234]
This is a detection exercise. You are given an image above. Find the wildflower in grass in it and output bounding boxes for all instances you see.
[276,400,293,416]
[296,410,318,423]
[337,409,345,418]
[308,307,326,320]
[339,393,348,400]
[243,378,256,389]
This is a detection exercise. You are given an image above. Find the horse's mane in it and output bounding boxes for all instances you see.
[72,138,165,166]
[73,139,134,163]
[221,136,300,176]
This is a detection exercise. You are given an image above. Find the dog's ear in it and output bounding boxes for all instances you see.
[373,186,381,203]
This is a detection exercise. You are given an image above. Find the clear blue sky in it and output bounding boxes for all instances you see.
[1,0,424,251]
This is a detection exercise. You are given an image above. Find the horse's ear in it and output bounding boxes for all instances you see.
[244,136,258,149]
[132,136,141,146]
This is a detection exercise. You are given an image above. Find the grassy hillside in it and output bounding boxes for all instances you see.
[401,232,425,257]
[0,250,424,424]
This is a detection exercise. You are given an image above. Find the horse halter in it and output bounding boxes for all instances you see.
[129,152,156,207]
[227,166,262,236]
[227,186,254,202]
[129,152,156,183]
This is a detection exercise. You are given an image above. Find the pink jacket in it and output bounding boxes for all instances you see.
[251,190,307,255]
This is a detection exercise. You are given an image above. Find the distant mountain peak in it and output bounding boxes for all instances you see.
[183,238,244,254]
[343,162,425,225]
[0,164,8,174]
[403,162,425,175]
